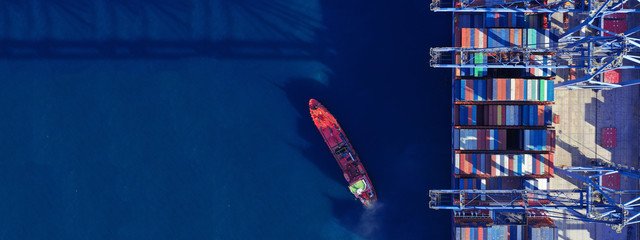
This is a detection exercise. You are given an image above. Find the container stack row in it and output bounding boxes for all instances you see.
[458,28,559,48]
[454,129,555,151]
[454,79,555,102]
[454,13,556,79]
[454,153,553,177]
[455,178,549,191]
[457,12,550,29]
[457,67,555,78]
[454,104,553,126]
[455,225,557,240]
[451,10,558,234]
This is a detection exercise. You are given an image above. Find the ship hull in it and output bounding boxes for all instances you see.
[309,99,377,206]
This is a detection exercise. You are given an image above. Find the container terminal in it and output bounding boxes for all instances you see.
[426,0,640,239]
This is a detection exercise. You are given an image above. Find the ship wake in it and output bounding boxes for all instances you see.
[357,202,383,237]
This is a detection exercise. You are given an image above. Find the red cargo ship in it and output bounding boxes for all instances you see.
[309,99,377,207]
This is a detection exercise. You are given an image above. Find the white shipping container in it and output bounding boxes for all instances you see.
[524,154,533,175]
[480,178,487,200]
[510,78,516,100]
[455,153,460,174]
[501,155,509,176]
[460,129,467,150]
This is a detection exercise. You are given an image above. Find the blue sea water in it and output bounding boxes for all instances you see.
[0,0,451,239]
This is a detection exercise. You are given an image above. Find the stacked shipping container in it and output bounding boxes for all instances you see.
[454,153,553,177]
[455,13,556,78]
[454,105,553,126]
[455,226,557,239]
[454,129,555,151]
[451,11,558,236]
[454,79,555,102]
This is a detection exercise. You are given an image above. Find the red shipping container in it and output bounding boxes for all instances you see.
[548,154,554,175]
[465,154,476,176]
[603,19,627,36]
[474,29,480,48]
[499,130,507,150]
[465,79,474,101]
[538,154,546,176]
[489,105,495,125]
[494,105,500,126]
[542,154,549,176]
[495,106,501,126]
[478,129,486,150]
[515,79,522,100]
[483,105,490,125]
[602,127,617,147]
[495,105,501,125]
[468,154,475,174]
[459,154,465,174]
[603,70,621,84]
[462,154,469,175]
[461,28,470,47]
[465,227,470,239]
[509,29,515,47]
[606,12,626,19]
[462,154,470,174]
[498,79,506,100]
[454,105,459,125]
[538,105,545,126]
[534,154,541,175]
[602,173,620,190]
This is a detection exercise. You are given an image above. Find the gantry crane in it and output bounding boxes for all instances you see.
[429,163,640,232]
[430,0,639,13]
[430,24,640,89]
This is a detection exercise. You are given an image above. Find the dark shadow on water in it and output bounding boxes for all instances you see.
[0,40,329,59]
[0,0,330,59]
